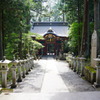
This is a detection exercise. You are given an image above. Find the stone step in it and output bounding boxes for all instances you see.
[0,92,100,100]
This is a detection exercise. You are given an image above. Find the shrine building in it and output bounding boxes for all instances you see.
[30,22,69,55]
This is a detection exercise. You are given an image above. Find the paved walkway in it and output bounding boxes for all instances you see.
[1,56,100,100]
[13,56,95,93]
[1,92,100,100]
[41,57,69,93]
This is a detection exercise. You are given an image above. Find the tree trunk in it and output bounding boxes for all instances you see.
[0,8,3,60]
[94,0,100,55]
[18,32,23,59]
[77,0,82,55]
[80,0,89,56]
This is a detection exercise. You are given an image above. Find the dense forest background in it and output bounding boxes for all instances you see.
[0,0,100,60]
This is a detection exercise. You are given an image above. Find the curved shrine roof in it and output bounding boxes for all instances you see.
[30,22,69,37]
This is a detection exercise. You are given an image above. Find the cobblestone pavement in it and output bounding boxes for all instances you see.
[13,56,95,93]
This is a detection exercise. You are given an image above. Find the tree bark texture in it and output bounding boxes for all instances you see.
[80,0,89,56]
[94,0,100,55]
[0,9,3,60]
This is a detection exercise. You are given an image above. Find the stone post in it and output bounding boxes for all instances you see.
[1,70,7,88]
[73,57,77,72]
[70,56,73,69]
[30,58,33,69]
[76,57,80,74]
[11,65,17,88]
[31,56,34,68]
[11,58,19,88]
[94,55,100,87]
[80,57,86,76]
[29,58,32,70]
[28,58,31,72]
[21,60,26,78]
[17,62,22,82]
[91,30,97,67]
[71,57,74,69]
[25,60,29,75]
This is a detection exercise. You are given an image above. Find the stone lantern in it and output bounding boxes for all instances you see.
[94,55,100,87]
[0,56,11,88]
[11,57,19,88]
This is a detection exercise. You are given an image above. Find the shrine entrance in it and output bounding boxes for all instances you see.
[47,44,55,55]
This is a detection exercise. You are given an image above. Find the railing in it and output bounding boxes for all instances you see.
[0,56,34,88]
[66,54,100,88]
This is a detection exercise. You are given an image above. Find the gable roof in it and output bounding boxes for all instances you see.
[30,22,69,37]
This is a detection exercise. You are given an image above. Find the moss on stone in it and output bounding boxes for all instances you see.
[1,88,13,92]
[85,66,96,73]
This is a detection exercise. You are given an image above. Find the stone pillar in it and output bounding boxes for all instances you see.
[22,62,26,78]
[31,57,34,68]
[11,66,17,88]
[17,64,22,82]
[73,57,77,72]
[1,70,7,88]
[30,58,33,69]
[69,56,73,69]
[71,57,74,69]
[28,59,31,72]
[80,57,86,76]
[91,30,97,67]
[94,56,100,87]
[25,60,29,75]
[76,57,80,74]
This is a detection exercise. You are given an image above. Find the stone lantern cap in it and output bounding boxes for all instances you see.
[18,60,24,65]
[23,59,27,62]
[0,56,11,70]
[94,55,100,62]
[19,60,24,63]
[76,57,80,60]
[11,57,19,66]
[94,58,100,62]
[79,57,86,60]
[0,56,11,65]
[72,57,76,59]
[94,55,100,67]
[11,59,19,66]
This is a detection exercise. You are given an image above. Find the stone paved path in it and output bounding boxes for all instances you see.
[13,56,95,93]
[41,57,69,93]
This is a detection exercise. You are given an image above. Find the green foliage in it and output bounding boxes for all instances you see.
[0,0,34,59]
[22,32,44,58]
[26,32,44,40]
[5,33,20,59]
[68,22,83,54]
[59,0,84,24]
